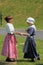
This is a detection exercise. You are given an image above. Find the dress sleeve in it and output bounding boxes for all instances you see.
[27,27,33,36]
[6,23,15,34]
[9,24,15,34]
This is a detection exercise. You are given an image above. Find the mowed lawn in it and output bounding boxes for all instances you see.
[0,35,43,65]
[0,0,43,30]
[0,0,43,65]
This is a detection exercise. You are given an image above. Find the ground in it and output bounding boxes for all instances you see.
[0,35,43,65]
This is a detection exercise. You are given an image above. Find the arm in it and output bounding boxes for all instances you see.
[21,32,30,36]
[14,31,30,36]
[14,31,21,35]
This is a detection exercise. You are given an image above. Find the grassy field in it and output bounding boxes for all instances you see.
[0,0,43,30]
[0,35,43,65]
[0,0,43,65]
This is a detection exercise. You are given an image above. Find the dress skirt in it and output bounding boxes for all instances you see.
[2,34,18,59]
[23,36,39,59]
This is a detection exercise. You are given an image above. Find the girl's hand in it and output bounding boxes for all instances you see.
[20,33,24,36]
[20,33,30,36]
[20,33,23,35]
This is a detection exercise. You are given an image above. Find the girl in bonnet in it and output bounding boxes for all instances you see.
[21,17,40,62]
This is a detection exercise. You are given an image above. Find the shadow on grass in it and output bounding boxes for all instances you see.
[0,61,16,65]
[16,59,34,62]
[36,64,43,65]
[0,61,4,65]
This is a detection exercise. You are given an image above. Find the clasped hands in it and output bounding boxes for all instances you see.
[15,32,30,36]
[19,32,30,36]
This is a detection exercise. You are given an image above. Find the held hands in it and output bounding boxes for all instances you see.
[18,32,23,36]
[20,33,30,36]
[15,31,30,36]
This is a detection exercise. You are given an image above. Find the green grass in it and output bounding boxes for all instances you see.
[0,35,43,65]
[0,0,43,30]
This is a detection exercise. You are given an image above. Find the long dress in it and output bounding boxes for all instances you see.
[2,23,18,59]
[23,25,39,59]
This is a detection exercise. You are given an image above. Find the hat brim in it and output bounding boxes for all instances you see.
[26,21,34,24]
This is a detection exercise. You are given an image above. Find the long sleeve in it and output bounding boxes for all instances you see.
[6,23,15,34]
[27,25,36,36]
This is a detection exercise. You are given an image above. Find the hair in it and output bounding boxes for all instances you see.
[4,16,13,23]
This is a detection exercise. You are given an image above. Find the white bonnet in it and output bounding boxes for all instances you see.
[26,17,35,24]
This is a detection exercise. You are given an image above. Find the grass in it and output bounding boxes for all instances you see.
[0,35,43,65]
[0,0,43,64]
[0,0,43,30]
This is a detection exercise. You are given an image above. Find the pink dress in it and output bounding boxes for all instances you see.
[2,34,18,59]
[2,23,18,59]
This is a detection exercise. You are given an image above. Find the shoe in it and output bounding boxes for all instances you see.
[6,58,10,61]
[31,58,35,62]
[11,59,16,62]
[6,57,16,62]
[37,57,40,60]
